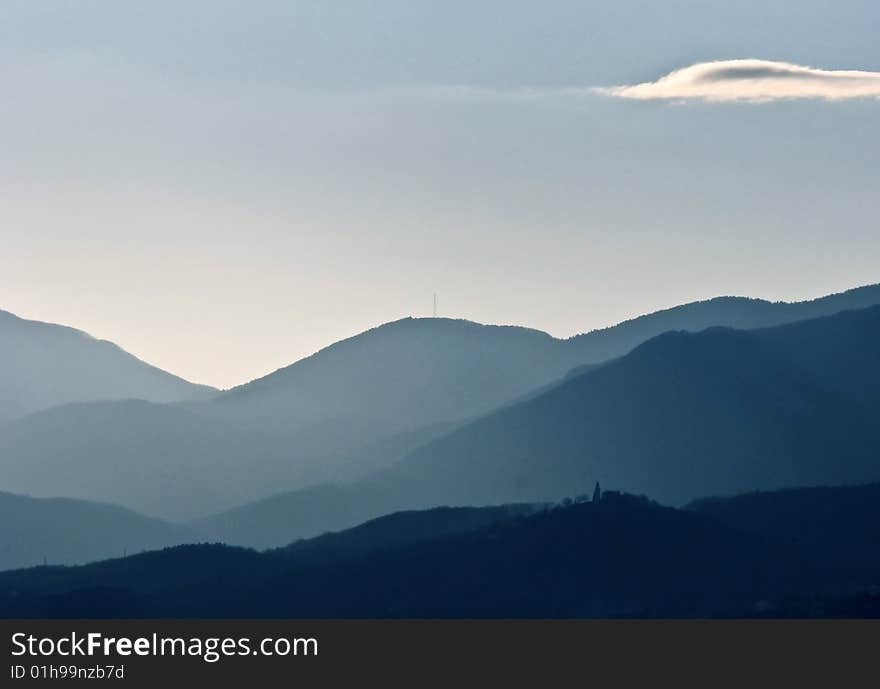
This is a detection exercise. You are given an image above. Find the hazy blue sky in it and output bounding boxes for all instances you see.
[3,1,879,387]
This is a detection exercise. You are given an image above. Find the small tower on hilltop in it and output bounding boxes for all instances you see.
[592,481,601,503]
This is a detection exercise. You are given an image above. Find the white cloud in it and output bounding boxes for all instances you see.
[596,59,880,103]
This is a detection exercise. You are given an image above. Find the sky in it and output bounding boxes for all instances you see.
[2,1,879,388]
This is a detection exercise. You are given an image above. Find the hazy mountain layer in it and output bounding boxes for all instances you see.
[565,282,880,365]
[204,283,880,433]
[0,491,196,571]
[196,305,880,546]
[0,309,215,422]
[3,284,878,525]
[379,305,880,508]
[0,401,382,520]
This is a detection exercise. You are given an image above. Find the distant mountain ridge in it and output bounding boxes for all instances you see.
[204,317,587,433]
[565,282,880,364]
[0,309,216,422]
[205,283,880,433]
[195,303,880,546]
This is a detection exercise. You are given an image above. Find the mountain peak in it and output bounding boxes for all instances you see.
[0,309,216,422]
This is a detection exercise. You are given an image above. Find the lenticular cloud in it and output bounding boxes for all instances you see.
[597,59,880,103]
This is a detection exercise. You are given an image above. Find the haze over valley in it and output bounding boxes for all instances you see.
[2,283,880,566]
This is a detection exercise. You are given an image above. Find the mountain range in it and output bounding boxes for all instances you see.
[202,281,880,432]
[195,303,880,546]
[2,282,880,540]
[7,484,880,618]
[0,491,194,571]
[0,286,880,524]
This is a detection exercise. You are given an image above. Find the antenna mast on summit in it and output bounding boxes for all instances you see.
[433,293,437,318]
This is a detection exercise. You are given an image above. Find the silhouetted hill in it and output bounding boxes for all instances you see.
[0,494,825,618]
[0,544,263,617]
[275,504,541,564]
[0,491,196,571]
[688,483,880,574]
[198,305,880,545]
[0,309,215,422]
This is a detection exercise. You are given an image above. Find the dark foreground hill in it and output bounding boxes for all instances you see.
[275,503,540,565]
[5,489,873,619]
[688,483,880,574]
[0,491,196,571]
